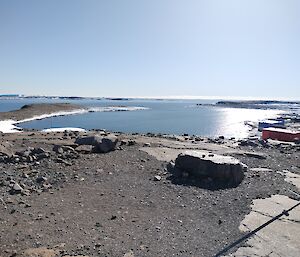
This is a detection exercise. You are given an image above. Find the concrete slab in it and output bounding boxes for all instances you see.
[225,167,300,257]
[226,195,300,257]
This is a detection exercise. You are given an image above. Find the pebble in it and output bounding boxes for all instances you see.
[12,183,23,194]
[36,176,47,183]
[154,175,162,181]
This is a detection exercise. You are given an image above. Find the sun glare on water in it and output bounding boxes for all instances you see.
[216,108,283,138]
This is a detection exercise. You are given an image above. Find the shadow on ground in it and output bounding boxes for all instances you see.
[167,174,241,190]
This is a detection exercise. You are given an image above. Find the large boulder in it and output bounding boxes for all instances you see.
[174,151,247,184]
[75,135,103,146]
[93,135,118,153]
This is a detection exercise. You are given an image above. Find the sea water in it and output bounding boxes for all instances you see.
[0,98,288,138]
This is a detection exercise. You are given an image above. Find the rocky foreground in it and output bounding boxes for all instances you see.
[0,103,299,257]
[0,128,299,257]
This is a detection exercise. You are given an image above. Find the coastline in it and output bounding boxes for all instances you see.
[0,103,299,256]
[0,104,148,133]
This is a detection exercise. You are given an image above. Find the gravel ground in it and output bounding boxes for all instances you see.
[0,130,299,257]
[0,104,299,257]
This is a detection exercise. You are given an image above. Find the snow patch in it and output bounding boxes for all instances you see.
[42,127,86,132]
[0,120,23,133]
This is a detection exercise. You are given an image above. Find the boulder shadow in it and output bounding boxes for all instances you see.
[167,174,242,190]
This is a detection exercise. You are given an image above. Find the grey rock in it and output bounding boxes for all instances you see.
[75,145,93,153]
[53,145,64,154]
[36,152,50,160]
[36,176,48,183]
[154,175,162,181]
[56,158,72,166]
[174,151,247,184]
[239,140,259,147]
[16,149,32,157]
[75,135,103,146]
[120,140,127,146]
[11,183,23,194]
[61,146,77,153]
[127,140,136,146]
[93,135,118,153]
[27,155,34,162]
[32,147,46,154]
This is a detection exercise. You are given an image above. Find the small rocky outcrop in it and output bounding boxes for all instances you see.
[93,135,118,153]
[75,135,103,146]
[171,151,247,185]
[0,147,51,164]
[75,135,118,153]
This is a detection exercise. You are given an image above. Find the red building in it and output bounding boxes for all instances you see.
[262,128,300,142]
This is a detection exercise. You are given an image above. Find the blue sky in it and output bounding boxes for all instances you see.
[0,0,299,99]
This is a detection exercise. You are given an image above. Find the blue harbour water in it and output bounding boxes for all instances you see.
[0,98,291,138]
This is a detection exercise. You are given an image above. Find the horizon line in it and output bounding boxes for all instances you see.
[1,94,300,102]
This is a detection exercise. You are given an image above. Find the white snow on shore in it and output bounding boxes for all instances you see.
[42,127,86,132]
[0,120,23,133]
[0,106,148,133]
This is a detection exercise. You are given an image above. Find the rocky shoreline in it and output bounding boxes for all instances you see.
[0,104,300,257]
[0,103,83,122]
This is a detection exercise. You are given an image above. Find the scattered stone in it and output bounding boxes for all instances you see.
[110,215,117,220]
[127,140,136,146]
[36,152,50,160]
[238,140,259,147]
[16,149,32,157]
[124,250,135,257]
[10,183,23,194]
[56,158,72,166]
[154,175,162,181]
[95,222,102,227]
[36,176,48,184]
[53,145,64,154]
[120,140,127,146]
[32,147,46,155]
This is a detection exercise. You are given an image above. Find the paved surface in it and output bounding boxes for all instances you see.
[225,169,300,257]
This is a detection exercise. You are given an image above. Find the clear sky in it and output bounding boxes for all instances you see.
[0,0,299,99]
